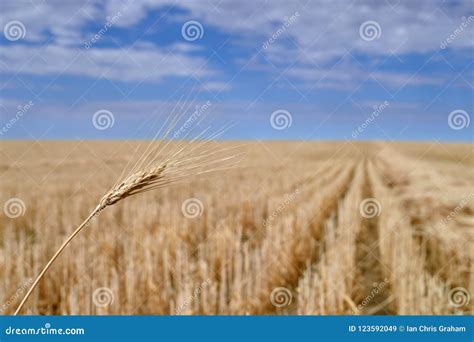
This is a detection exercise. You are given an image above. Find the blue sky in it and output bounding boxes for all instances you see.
[0,0,473,141]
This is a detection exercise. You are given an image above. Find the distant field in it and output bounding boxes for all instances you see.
[1,141,473,315]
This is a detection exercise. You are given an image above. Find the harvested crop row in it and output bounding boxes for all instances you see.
[368,161,452,315]
[375,148,473,300]
[296,161,364,314]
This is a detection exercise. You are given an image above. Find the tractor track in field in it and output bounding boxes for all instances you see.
[353,160,393,315]
[245,162,357,314]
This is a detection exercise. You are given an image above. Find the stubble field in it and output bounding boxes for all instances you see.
[1,141,473,315]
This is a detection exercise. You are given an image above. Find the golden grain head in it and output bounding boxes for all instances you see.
[99,165,167,208]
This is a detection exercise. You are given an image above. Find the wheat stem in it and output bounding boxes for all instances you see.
[14,205,103,315]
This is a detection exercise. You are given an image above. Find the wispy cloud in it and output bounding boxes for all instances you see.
[0,44,212,82]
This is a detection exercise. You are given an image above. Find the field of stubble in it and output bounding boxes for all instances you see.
[1,141,473,315]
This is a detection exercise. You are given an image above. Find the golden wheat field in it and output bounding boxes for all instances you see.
[1,140,473,315]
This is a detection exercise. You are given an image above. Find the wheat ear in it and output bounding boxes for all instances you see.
[14,164,167,315]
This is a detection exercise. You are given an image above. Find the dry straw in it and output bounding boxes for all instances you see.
[14,99,239,315]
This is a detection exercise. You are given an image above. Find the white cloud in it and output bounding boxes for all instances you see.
[370,71,443,87]
[0,44,211,82]
[285,62,444,92]
[0,0,100,44]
